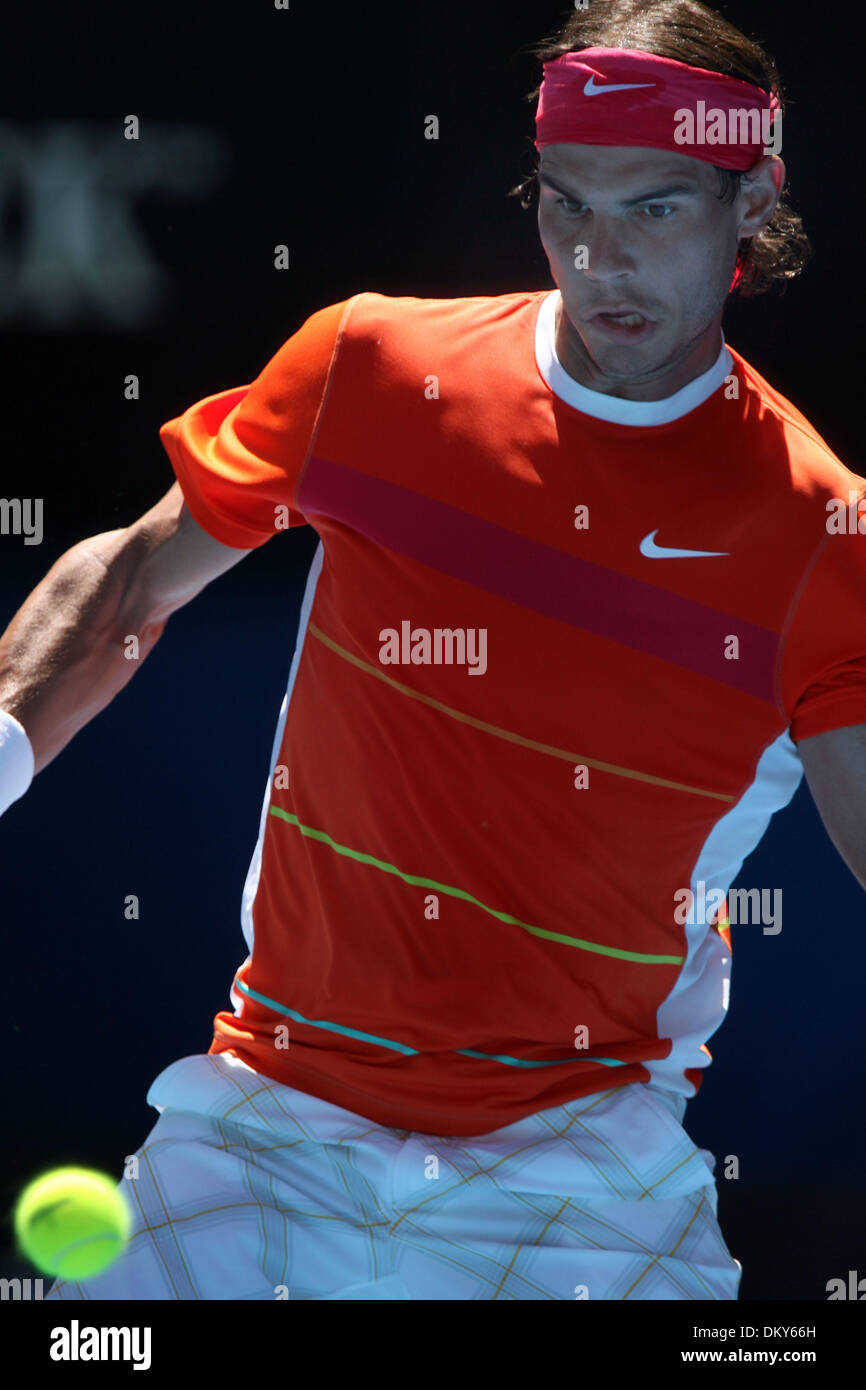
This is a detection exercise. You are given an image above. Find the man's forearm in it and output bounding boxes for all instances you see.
[0,529,166,775]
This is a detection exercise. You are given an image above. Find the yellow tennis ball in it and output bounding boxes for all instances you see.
[13,1166,132,1280]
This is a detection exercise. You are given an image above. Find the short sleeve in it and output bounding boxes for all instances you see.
[781,489,866,742]
[158,299,350,549]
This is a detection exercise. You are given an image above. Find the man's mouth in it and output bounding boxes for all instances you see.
[591,309,656,339]
[597,311,646,327]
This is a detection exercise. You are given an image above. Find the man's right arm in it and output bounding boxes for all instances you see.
[0,481,253,779]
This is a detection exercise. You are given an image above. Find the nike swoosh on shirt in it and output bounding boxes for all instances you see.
[584,76,657,96]
[640,530,730,559]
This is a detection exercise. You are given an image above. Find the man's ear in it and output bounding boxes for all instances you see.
[737,155,785,239]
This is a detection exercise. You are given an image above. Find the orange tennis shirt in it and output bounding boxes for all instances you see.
[159,289,866,1135]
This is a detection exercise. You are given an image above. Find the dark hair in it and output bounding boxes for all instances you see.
[510,0,813,295]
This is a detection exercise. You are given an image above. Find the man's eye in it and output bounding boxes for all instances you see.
[553,198,673,218]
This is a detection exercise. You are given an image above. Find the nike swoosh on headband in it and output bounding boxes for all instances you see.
[584,76,658,96]
[640,530,730,559]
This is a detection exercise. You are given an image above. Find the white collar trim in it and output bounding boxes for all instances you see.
[535,289,732,427]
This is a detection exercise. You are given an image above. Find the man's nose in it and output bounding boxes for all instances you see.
[579,219,636,280]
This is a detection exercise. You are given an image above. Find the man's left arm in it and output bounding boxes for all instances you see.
[797,723,866,891]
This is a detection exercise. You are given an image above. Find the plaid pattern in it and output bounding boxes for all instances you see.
[44,1053,741,1301]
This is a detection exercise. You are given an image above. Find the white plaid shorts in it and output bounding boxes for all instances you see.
[44,1052,742,1301]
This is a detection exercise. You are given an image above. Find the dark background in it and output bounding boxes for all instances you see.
[1,0,863,1301]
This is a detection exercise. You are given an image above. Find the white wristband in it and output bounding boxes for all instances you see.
[0,710,36,818]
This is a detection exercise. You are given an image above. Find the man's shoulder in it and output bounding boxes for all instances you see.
[726,343,864,496]
[341,287,548,334]
[326,288,549,390]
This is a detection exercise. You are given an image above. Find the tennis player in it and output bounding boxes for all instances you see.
[3,0,865,1300]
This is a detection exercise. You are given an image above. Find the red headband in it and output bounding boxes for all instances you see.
[534,48,781,171]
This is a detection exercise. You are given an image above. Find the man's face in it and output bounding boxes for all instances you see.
[536,143,781,399]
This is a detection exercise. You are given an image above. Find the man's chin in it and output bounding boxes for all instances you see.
[577,332,668,381]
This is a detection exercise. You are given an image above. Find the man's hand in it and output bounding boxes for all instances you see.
[798,724,866,891]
